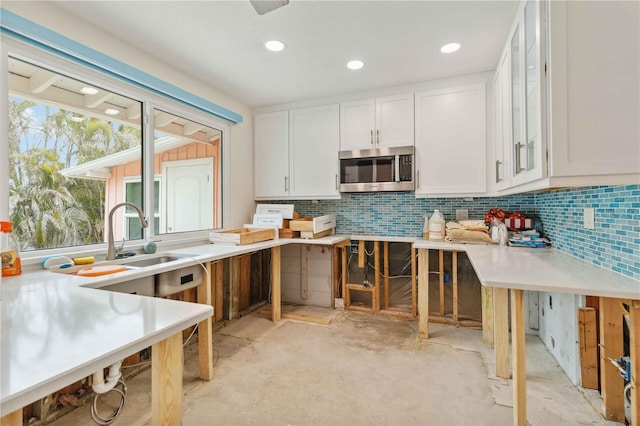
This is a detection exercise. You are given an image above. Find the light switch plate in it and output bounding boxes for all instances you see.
[456,209,469,221]
[583,208,595,229]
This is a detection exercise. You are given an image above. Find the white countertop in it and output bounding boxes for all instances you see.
[413,240,640,300]
[0,235,349,414]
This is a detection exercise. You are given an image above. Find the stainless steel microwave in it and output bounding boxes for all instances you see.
[339,146,414,192]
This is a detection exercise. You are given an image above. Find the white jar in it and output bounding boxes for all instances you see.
[428,209,445,241]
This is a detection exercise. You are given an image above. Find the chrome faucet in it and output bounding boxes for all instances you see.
[107,202,148,260]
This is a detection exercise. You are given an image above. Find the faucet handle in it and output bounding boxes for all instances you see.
[115,239,125,253]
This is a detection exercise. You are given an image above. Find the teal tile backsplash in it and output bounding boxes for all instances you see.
[272,184,640,280]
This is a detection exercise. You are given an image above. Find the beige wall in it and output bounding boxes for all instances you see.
[3,1,256,229]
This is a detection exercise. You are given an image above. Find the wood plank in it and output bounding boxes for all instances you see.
[258,308,332,325]
[229,256,240,319]
[384,241,390,309]
[511,289,527,426]
[151,332,183,426]
[494,287,510,379]
[239,254,251,311]
[439,250,445,316]
[578,307,598,390]
[417,248,429,340]
[599,297,625,422]
[271,246,281,322]
[374,240,380,313]
[411,246,417,317]
[452,251,458,323]
[481,286,494,344]
[342,246,349,308]
[358,240,365,268]
[0,409,22,426]
[214,260,224,323]
[631,300,640,426]
[332,246,340,300]
[197,262,213,381]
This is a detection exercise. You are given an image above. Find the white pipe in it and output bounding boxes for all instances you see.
[91,361,123,394]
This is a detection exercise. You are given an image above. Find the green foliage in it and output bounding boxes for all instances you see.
[7,98,139,251]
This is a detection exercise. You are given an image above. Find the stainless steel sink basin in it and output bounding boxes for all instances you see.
[122,255,185,267]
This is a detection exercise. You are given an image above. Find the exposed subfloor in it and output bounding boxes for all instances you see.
[51,306,618,426]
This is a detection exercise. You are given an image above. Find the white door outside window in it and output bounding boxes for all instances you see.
[163,158,213,232]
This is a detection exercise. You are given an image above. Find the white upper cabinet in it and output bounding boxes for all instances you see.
[495,0,639,193]
[491,50,512,191]
[289,104,340,198]
[254,111,289,199]
[340,93,414,150]
[546,0,639,180]
[414,83,486,196]
[254,105,340,200]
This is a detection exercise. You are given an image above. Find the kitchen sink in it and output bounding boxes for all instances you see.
[121,255,186,267]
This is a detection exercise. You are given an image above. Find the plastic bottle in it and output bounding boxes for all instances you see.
[422,214,430,239]
[1,221,22,277]
[428,209,445,241]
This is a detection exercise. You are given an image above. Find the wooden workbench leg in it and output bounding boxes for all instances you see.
[271,246,281,322]
[439,250,445,316]
[214,261,224,323]
[152,332,183,426]
[511,289,527,426]
[411,246,417,317]
[482,287,494,344]
[631,300,640,426]
[452,252,458,324]
[599,297,625,422]
[417,248,429,340]
[197,262,214,381]
[0,409,22,426]
[494,287,510,379]
[374,240,380,313]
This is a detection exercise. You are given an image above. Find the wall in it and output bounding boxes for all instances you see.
[2,1,256,229]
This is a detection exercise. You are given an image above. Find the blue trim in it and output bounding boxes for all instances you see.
[0,8,243,124]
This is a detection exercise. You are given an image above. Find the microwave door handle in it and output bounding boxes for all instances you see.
[395,155,400,182]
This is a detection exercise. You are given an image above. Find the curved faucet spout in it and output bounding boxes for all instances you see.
[107,202,149,260]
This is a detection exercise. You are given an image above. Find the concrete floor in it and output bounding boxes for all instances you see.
[52,306,616,426]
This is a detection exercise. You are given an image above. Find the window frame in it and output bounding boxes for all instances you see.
[1,36,231,263]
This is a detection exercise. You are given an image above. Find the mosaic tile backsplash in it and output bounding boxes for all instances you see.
[273,184,640,280]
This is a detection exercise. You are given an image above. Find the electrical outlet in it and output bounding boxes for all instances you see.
[583,208,595,229]
[350,242,359,254]
[456,209,469,221]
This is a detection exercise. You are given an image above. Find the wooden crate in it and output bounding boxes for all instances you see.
[290,214,336,239]
[209,228,275,245]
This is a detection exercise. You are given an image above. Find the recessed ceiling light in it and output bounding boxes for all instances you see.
[347,60,364,70]
[440,42,461,53]
[265,40,286,52]
[81,86,99,95]
[104,108,120,116]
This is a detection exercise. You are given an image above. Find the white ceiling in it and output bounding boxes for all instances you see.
[51,0,519,108]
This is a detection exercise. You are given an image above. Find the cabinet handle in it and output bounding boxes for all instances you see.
[376,129,380,145]
[416,169,420,189]
[335,174,339,190]
[284,176,288,192]
[370,130,374,146]
[515,142,525,173]
[495,160,502,183]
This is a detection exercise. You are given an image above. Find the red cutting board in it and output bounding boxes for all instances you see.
[77,264,127,277]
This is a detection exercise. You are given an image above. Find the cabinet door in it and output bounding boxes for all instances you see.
[254,111,290,199]
[339,99,376,150]
[493,51,511,191]
[511,0,546,187]
[375,93,415,147]
[289,104,340,198]
[415,84,486,196]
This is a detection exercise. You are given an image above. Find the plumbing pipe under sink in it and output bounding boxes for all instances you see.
[92,360,122,394]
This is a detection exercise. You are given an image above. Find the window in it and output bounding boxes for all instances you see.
[4,49,225,255]
[124,178,160,239]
